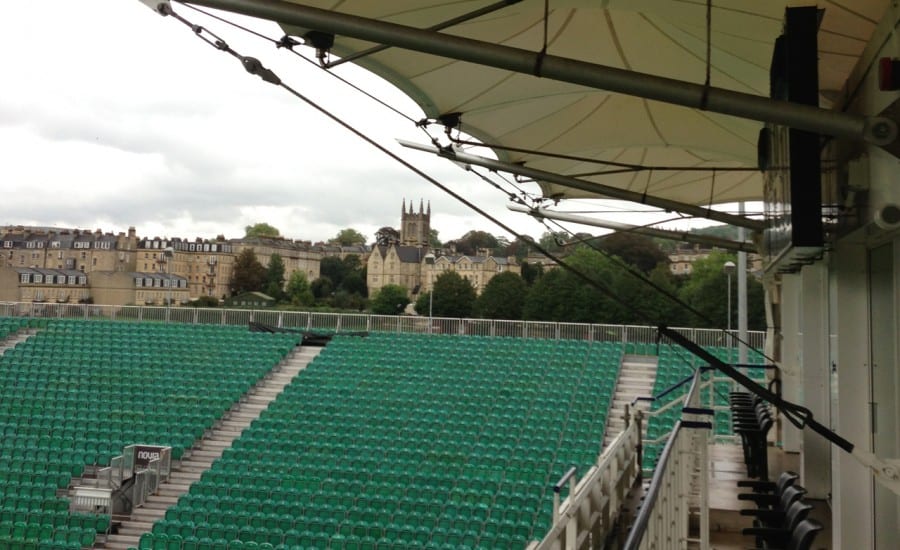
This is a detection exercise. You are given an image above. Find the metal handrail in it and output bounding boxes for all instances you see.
[623,368,712,550]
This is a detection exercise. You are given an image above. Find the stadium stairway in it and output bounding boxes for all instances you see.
[603,354,657,448]
[99,345,322,550]
[0,326,37,353]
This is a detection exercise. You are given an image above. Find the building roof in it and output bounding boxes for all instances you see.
[375,244,427,264]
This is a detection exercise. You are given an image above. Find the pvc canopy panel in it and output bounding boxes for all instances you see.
[274,0,887,206]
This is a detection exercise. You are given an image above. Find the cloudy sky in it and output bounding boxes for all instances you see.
[0,1,714,245]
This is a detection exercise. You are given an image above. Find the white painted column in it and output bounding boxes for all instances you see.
[799,263,831,498]
[831,239,874,549]
[779,274,802,453]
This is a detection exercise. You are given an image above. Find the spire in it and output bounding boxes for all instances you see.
[402,198,406,217]
[427,201,431,216]
[419,198,424,215]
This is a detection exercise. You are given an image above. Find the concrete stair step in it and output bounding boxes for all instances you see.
[93,347,322,549]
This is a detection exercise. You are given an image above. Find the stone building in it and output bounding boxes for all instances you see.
[1,227,138,273]
[138,237,234,300]
[367,201,519,298]
[0,267,90,303]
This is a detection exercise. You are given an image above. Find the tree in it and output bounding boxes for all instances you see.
[538,231,567,253]
[414,291,432,316]
[375,226,400,247]
[476,272,527,319]
[244,223,280,238]
[332,228,366,246]
[342,270,368,297]
[430,271,477,318]
[595,232,669,273]
[522,247,618,323]
[320,256,347,288]
[331,289,367,311]
[286,271,314,306]
[370,284,410,315]
[311,276,334,300]
[191,295,219,308]
[429,228,442,248]
[446,230,499,255]
[231,249,266,295]
[677,250,766,330]
[520,261,544,285]
[264,253,286,301]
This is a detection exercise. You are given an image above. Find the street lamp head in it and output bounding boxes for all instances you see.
[723,260,736,275]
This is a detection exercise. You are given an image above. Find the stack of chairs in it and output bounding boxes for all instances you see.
[737,471,824,549]
[730,391,773,479]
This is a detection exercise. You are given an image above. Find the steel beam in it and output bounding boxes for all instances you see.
[179,0,897,146]
[400,140,765,231]
[507,203,757,252]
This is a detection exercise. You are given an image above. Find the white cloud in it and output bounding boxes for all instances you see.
[6,1,691,248]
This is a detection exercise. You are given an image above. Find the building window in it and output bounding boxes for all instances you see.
[57,277,65,285]
[33,274,43,284]
[78,276,86,285]
[20,273,30,283]
[92,258,97,266]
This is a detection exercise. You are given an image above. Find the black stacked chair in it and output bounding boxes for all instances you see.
[736,471,824,550]
[730,391,773,478]
[746,518,823,550]
[737,471,798,498]
[743,500,814,548]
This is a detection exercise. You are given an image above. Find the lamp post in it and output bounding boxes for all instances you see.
[723,260,736,332]
[164,247,174,319]
[424,252,436,319]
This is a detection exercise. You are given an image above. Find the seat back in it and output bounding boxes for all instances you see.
[788,518,823,550]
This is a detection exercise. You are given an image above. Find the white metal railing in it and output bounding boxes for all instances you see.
[623,371,714,550]
[95,445,171,511]
[527,407,643,550]
[0,301,766,347]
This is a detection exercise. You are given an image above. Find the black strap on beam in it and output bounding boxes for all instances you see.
[659,326,854,453]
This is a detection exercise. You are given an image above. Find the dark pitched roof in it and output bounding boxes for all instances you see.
[395,246,426,263]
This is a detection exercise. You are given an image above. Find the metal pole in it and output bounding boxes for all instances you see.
[726,272,732,333]
[737,204,749,363]
[179,0,897,146]
[402,140,764,230]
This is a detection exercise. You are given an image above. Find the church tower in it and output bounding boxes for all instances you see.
[400,199,431,247]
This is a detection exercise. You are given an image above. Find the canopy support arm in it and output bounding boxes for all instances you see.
[507,203,757,252]
[324,0,524,69]
[400,140,766,231]
[176,0,897,146]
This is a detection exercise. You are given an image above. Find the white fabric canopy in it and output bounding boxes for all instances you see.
[269,0,887,207]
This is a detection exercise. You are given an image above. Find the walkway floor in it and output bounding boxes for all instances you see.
[707,444,831,549]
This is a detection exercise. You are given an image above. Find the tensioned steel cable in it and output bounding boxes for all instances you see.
[155,3,659,326]
[538,214,774,365]
[175,1,423,127]
[158,3,775,369]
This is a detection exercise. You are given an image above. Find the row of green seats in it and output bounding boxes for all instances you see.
[147,332,622,549]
